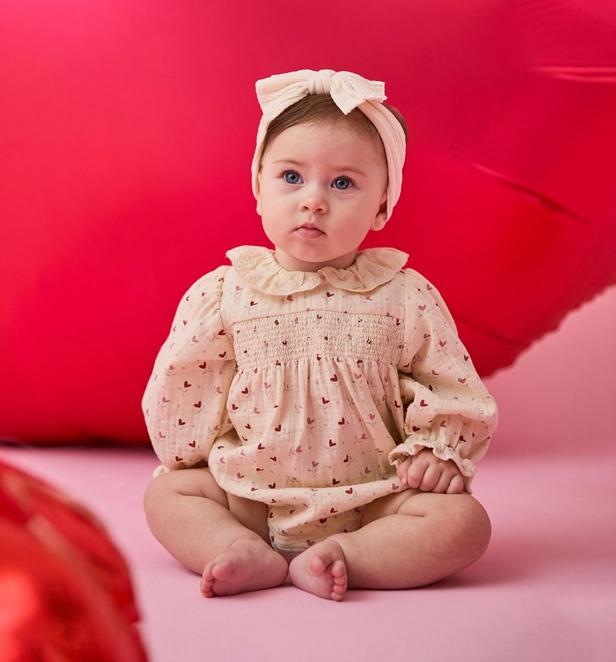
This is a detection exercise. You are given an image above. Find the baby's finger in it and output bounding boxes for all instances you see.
[395,458,410,482]
[419,464,442,492]
[406,462,426,489]
[446,474,464,494]
[432,470,455,494]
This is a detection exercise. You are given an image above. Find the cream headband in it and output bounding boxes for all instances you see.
[251,68,406,226]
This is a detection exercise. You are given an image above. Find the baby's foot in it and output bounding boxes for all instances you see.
[287,538,348,601]
[200,536,288,597]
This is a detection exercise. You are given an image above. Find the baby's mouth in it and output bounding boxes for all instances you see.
[295,223,325,236]
[295,226,325,237]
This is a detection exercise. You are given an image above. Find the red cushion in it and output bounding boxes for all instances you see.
[1,1,614,444]
[0,459,147,660]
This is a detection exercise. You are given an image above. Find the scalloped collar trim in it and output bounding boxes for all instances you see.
[225,245,409,295]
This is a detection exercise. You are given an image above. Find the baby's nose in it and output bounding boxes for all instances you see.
[300,188,328,213]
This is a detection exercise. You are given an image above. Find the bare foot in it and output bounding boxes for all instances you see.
[287,538,348,601]
[200,536,289,597]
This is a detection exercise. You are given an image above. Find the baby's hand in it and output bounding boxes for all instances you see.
[396,448,465,494]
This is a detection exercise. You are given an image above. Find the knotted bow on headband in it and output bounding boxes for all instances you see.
[250,68,406,226]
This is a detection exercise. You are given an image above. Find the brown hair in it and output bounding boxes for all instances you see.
[259,93,408,168]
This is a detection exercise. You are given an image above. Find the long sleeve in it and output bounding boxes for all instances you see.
[388,269,499,494]
[141,265,236,477]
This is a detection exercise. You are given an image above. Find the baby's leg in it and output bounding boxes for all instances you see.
[143,468,288,596]
[288,490,491,598]
[330,491,491,590]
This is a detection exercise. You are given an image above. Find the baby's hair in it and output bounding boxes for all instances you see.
[260,93,408,166]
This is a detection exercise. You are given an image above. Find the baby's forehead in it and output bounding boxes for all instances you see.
[268,122,384,161]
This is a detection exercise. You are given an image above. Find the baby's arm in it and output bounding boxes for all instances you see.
[388,269,499,495]
[141,265,236,474]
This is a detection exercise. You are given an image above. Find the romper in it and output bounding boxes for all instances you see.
[142,245,498,558]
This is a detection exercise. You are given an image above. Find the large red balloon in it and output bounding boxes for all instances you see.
[0,459,147,660]
[1,1,614,444]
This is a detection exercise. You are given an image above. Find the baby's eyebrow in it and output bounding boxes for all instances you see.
[273,159,366,177]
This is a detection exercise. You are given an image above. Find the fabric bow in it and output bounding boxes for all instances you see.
[255,68,387,118]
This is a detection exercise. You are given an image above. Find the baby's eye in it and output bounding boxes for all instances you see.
[333,176,354,190]
[282,170,301,185]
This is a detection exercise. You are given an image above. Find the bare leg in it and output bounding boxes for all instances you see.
[144,469,288,596]
[288,492,491,599]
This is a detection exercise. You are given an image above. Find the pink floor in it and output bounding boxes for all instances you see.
[2,287,615,661]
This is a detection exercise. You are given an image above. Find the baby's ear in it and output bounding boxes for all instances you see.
[371,191,388,231]
[256,170,263,215]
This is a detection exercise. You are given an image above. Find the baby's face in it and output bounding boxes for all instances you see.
[256,122,388,272]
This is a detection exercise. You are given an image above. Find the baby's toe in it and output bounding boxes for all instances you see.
[330,560,347,600]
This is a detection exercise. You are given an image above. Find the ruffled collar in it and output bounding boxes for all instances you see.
[225,245,409,296]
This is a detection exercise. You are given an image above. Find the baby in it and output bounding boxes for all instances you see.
[141,68,499,602]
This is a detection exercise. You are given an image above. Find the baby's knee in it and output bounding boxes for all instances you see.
[448,495,492,558]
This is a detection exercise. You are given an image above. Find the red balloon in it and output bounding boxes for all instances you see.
[1,1,614,444]
[0,459,147,660]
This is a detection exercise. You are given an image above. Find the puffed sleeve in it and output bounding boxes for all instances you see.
[388,269,499,494]
[141,265,236,478]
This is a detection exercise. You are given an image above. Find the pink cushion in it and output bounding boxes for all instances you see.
[1,1,614,445]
